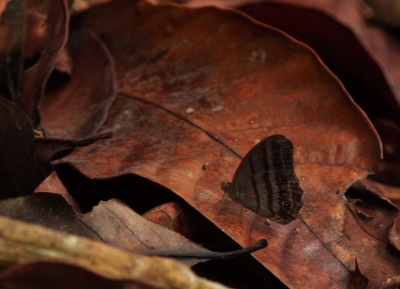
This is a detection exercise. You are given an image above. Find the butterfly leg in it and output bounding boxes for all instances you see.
[239,205,247,223]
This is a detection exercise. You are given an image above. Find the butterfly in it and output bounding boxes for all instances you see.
[221,134,303,224]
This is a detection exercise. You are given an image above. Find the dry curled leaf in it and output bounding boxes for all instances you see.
[0,96,47,198]
[21,0,71,121]
[365,0,400,27]
[0,191,265,267]
[0,193,102,240]
[0,0,26,102]
[80,199,266,266]
[0,262,164,289]
[40,29,117,139]
[3,0,400,288]
[40,1,382,287]
[238,0,400,121]
[0,215,228,289]
[143,202,200,241]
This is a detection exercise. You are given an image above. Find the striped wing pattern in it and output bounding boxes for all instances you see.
[222,135,303,224]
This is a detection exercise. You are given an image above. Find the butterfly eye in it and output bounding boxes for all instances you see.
[282,201,291,210]
[279,175,288,183]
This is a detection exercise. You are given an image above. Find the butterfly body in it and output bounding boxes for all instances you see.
[222,134,303,224]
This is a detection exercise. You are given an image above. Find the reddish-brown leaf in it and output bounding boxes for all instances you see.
[39,1,383,287]
[33,131,112,171]
[79,199,231,266]
[143,202,201,241]
[21,0,70,121]
[169,1,400,123]
[35,171,80,211]
[372,119,400,187]
[0,0,26,102]
[0,215,226,289]
[238,2,400,123]
[347,180,399,244]
[0,193,102,240]
[40,29,117,139]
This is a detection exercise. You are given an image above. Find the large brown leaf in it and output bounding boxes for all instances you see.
[0,262,163,289]
[0,192,263,267]
[238,2,400,123]
[0,215,227,289]
[0,0,26,102]
[0,96,47,198]
[21,0,70,121]
[36,1,384,287]
[40,29,117,139]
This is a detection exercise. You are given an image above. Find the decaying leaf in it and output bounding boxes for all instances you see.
[41,0,383,287]
[143,202,201,241]
[39,29,117,139]
[365,0,400,27]
[347,179,399,245]
[0,96,47,198]
[372,119,400,187]
[33,131,112,171]
[0,193,102,240]
[80,199,267,265]
[0,215,228,289]
[21,0,70,122]
[2,0,400,288]
[0,262,164,289]
[237,1,400,122]
[0,192,266,267]
[0,0,26,102]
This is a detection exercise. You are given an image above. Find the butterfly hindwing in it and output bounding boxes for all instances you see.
[222,135,303,224]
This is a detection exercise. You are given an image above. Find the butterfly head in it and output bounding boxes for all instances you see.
[221,180,231,193]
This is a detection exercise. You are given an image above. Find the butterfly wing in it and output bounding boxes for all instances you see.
[223,134,303,224]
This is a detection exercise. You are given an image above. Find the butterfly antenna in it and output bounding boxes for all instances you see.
[239,205,245,223]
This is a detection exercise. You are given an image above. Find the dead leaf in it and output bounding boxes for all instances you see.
[0,193,102,241]
[41,1,382,287]
[348,259,369,289]
[0,192,263,267]
[340,179,400,287]
[365,0,400,27]
[4,0,398,287]
[0,262,164,289]
[372,119,400,187]
[0,96,47,198]
[0,215,228,289]
[33,131,112,171]
[347,180,399,245]
[79,199,267,266]
[143,202,201,241]
[35,171,80,211]
[0,0,26,102]
[21,0,71,122]
[80,199,209,256]
[40,29,117,139]
[238,2,400,122]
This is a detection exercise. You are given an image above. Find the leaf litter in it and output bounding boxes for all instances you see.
[1,0,400,288]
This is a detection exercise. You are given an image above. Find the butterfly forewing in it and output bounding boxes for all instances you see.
[222,135,303,224]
